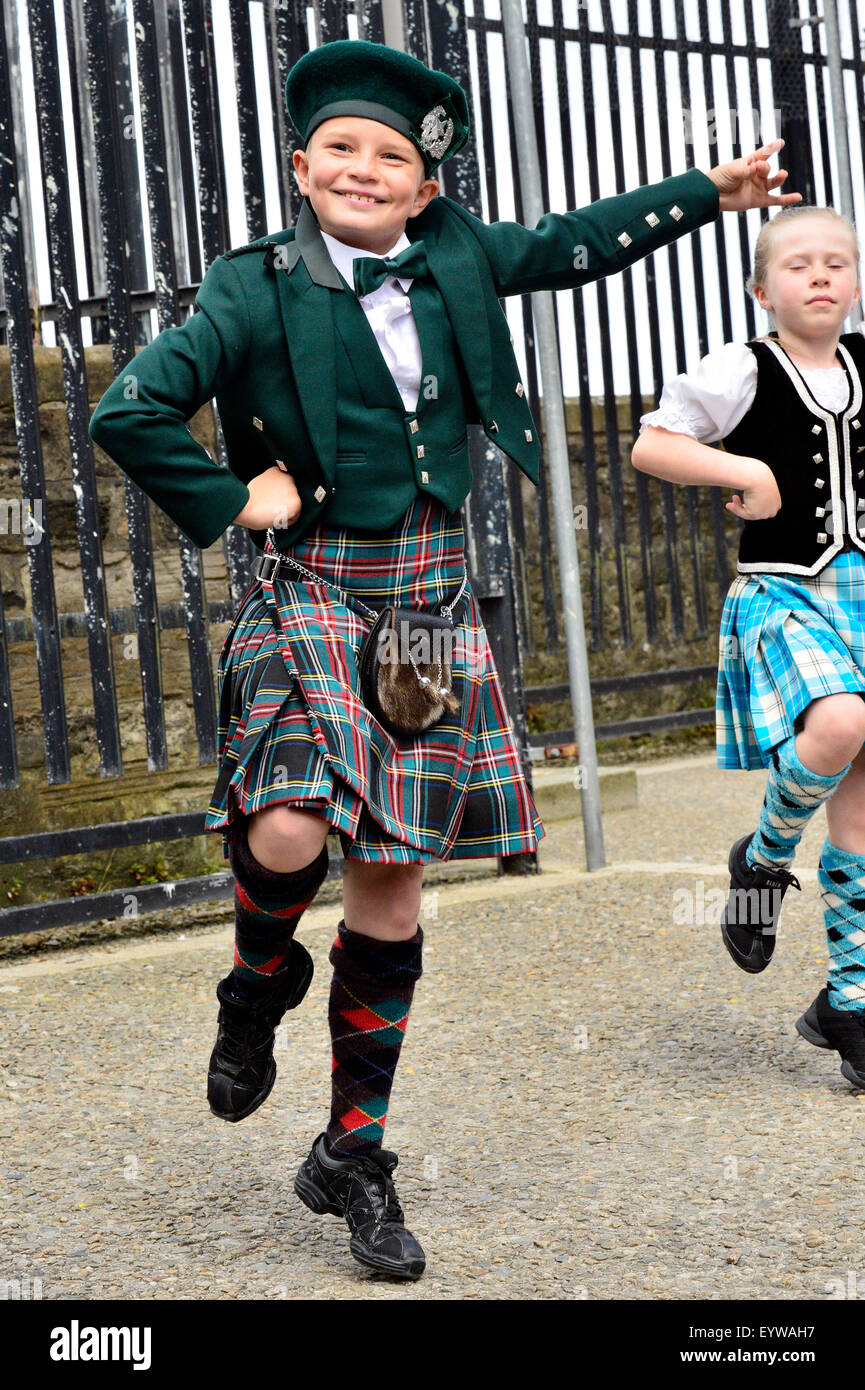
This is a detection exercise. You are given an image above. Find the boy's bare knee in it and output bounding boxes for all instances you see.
[257,804,329,836]
[246,804,330,872]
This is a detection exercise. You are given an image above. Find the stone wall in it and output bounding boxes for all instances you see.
[0,345,734,906]
[520,395,736,736]
[1,345,239,905]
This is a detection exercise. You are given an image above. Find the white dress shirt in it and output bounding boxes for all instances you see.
[638,320,865,442]
[319,225,424,413]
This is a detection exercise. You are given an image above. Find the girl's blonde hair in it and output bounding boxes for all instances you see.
[745,204,860,315]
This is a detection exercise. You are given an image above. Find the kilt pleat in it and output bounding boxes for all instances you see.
[716,549,865,771]
[204,497,545,862]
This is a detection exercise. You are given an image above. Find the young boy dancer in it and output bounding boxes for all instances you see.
[89,39,799,1279]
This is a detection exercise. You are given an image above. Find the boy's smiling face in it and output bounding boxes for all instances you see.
[293,115,440,254]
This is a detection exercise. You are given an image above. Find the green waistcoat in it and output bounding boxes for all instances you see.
[323,267,477,531]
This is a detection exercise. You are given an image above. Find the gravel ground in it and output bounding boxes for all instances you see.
[1,752,864,1301]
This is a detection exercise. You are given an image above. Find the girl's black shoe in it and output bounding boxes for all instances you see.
[720,832,801,973]
[795,987,865,1089]
[207,942,314,1122]
[294,1132,426,1280]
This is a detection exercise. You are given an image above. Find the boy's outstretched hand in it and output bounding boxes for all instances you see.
[706,138,802,213]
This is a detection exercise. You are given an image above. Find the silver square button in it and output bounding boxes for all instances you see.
[669,205,683,220]
[525,429,533,442]
[420,470,429,484]
[645,212,660,227]
[618,232,632,247]
[314,485,327,503]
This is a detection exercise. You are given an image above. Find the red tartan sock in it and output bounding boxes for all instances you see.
[228,815,329,995]
[325,919,423,1156]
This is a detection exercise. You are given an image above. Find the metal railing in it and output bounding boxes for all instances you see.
[2,0,864,928]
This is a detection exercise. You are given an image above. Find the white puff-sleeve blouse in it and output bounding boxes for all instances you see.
[637,321,865,442]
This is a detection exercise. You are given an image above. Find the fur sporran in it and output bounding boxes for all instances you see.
[359,605,461,737]
[258,538,466,738]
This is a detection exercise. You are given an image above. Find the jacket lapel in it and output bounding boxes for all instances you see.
[270,198,341,488]
[413,203,493,419]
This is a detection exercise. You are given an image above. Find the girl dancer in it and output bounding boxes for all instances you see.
[633,204,865,1091]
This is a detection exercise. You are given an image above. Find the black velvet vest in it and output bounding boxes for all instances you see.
[722,330,865,575]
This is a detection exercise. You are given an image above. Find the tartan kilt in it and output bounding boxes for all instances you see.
[203,496,545,863]
[716,549,865,771]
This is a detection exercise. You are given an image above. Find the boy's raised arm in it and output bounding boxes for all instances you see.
[448,168,719,298]
[451,139,799,299]
[88,255,253,551]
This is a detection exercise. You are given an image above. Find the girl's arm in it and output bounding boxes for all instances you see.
[632,426,760,487]
[631,427,781,520]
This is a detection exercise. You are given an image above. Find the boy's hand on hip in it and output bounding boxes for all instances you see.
[706,138,802,213]
[725,458,782,521]
[232,464,302,530]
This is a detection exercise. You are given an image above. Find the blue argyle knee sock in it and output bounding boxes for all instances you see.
[818,838,865,1011]
[747,734,850,871]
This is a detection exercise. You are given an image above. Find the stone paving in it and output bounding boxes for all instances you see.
[1,752,863,1300]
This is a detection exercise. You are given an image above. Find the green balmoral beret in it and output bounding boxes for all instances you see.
[285,38,470,175]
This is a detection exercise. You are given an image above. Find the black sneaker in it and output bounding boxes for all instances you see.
[720,833,801,973]
[795,987,865,1089]
[207,942,314,1122]
[294,1132,426,1280]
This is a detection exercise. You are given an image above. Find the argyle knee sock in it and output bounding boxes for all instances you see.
[228,816,329,997]
[325,919,423,1157]
[747,733,850,870]
[818,838,865,1011]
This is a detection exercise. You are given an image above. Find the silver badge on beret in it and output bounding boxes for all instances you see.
[419,104,454,160]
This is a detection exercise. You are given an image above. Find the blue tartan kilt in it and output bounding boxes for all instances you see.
[716,549,865,771]
[204,496,545,863]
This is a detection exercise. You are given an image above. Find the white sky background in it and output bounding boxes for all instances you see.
[13,0,865,400]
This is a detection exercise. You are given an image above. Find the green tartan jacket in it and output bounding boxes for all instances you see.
[88,169,719,551]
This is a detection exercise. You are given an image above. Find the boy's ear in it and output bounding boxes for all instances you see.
[416,176,439,207]
[293,147,310,193]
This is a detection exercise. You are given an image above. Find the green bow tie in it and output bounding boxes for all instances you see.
[352,240,429,298]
